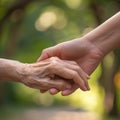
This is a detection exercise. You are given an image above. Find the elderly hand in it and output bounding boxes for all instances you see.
[20,57,89,93]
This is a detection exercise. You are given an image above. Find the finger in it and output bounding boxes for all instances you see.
[84,81,90,90]
[40,77,72,91]
[37,47,56,61]
[53,57,78,66]
[59,60,90,90]
[37,50,49,62]
[49,88,60,95]
[27,76,72,92]
[50,77,72,90]
[61,84,79,96]
[65,65,90,90]
[52,58,90,90]
[49,66,87,91]
[66,62,89,79]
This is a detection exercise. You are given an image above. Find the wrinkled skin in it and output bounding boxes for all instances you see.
[20,57,89,92]
[38,38,104,95]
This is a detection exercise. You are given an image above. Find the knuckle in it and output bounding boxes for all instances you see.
[50,58,59,66]
[49,56,59,61]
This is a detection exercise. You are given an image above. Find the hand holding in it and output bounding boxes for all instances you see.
[38,38,103,95]
[20,57,89,93]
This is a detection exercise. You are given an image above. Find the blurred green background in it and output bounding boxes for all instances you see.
[0,0,120,120]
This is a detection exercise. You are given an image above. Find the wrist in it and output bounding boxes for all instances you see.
[84,12,120,56]
[0,59,26,82]
[15,63,31,84]
[83,33,108,57]
[73,37,105,57]
[9,61,26,83]
[85,28,120,56]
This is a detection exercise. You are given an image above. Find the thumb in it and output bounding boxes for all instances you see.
[37,47,56,61]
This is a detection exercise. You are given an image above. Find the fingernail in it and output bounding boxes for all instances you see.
[85,86,90,91]
[61,90,70,96]
[85,88,88,91]
[82,87,87,91]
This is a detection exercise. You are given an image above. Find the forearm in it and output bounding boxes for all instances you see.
[0,58,23,82]
[84,11,120,55]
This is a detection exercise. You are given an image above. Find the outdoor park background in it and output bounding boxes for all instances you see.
[0,0,120,120]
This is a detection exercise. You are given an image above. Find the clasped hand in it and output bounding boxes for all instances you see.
[20,57,90,95]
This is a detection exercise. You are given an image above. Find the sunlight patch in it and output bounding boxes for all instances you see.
[35,6,67,31]
[65,0,82,9]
